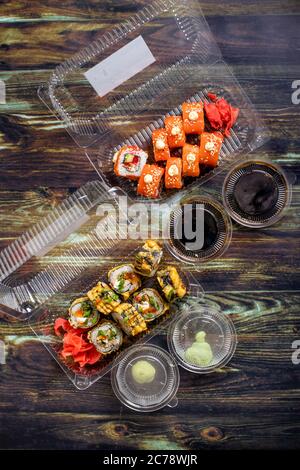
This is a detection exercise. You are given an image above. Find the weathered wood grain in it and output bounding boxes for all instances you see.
[0,14,299,71]
[0,0,299,452]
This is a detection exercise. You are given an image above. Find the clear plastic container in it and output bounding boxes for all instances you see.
[0,180,203,389]
[222,159,292,228]
[38,0,268,202]
[165,195,232,264]
[111,344,180,412]
[167,305,237,374]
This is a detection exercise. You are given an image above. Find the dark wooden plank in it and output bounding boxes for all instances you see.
[0,14,299,71]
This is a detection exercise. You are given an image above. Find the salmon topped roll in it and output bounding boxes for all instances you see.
[182,102,204,135]
[137,164,165,199]
[113,145,148,180]
[152,128,170,162]
[165,157,183,189]
[199,132,223,168]
[165,116,186,149]
[182,143,200,177]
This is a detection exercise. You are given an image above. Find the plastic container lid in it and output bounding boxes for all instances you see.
[165,196,232,264]
[111,344,180,412]
[222,160,291,228]
[167,306,237,373]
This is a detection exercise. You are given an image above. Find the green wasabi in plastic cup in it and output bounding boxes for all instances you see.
[184,331,213,367]
[131,360,156,384]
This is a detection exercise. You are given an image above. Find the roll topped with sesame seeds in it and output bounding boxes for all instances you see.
[165,115,186,148]
[199,132,223,168]
[137,164,165,199]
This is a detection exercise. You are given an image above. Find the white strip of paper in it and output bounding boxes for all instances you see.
[84,35,156,98]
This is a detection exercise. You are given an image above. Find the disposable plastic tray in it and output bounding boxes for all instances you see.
[0,180,203,389]
[39,0,268,202]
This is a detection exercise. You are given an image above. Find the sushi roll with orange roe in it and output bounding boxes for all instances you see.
[152,128,170,162]
[165,116,186,149]
[114,145,148,180]
[137,164,165,199]
[182,144,200,177]
[165,157,183,189]
[199,132,223,168]
[182,102,204,135]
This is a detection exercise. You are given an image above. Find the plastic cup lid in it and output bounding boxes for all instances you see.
[111,344,180,412]
[167,306,237,374]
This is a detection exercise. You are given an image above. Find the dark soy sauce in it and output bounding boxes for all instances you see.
[233,170,278,215]
[173,204,219,252]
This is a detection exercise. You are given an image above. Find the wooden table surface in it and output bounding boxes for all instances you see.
[0,0,300,450]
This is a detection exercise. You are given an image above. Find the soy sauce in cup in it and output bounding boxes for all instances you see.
[166,196,232,264]
[223,160,290,228]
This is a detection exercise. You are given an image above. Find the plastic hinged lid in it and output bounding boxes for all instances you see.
[0,180,204,389]
[39,0,222,148]
[0,180,120,321]
[111,344,180,412]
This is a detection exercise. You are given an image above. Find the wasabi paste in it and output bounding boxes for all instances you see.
[131,360,156,384]
[184,330,213,367]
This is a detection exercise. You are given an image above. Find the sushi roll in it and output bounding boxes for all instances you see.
[199,132,223,168]
[68,296,100,329]
[182,102,204,135]
[108,264,141,300]
[87,281,121,314]
[134,240,163,277]
[88,320,123,355]
[165,115,186,149]
[152,128,170,162]
[133,288,168,322]
[182,143,200,177]
[137,164,165,199]
[157,265,187,302]
[114,145,148,180]
[165,157,183,189]
[112,303,147,336]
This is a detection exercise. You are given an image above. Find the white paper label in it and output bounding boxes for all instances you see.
[0,80,6,104]
[84,35,156,97]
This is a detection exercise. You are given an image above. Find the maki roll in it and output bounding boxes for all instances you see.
[165,157,183,189]
[134,240,163,277]
[137,164,165,199]
[114,145,148,180]
[165,116,186,149]
[112,303,147,336]
[88,320,123,355]
[108,264,141,300]
[182,101,204,135]
[199,132,223,168]
[182,143,200,177]
[87,281,121,314]
[133,288,168,322]
[68,296,100,329]
[157,265,187,302]
[152,128,170,162]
